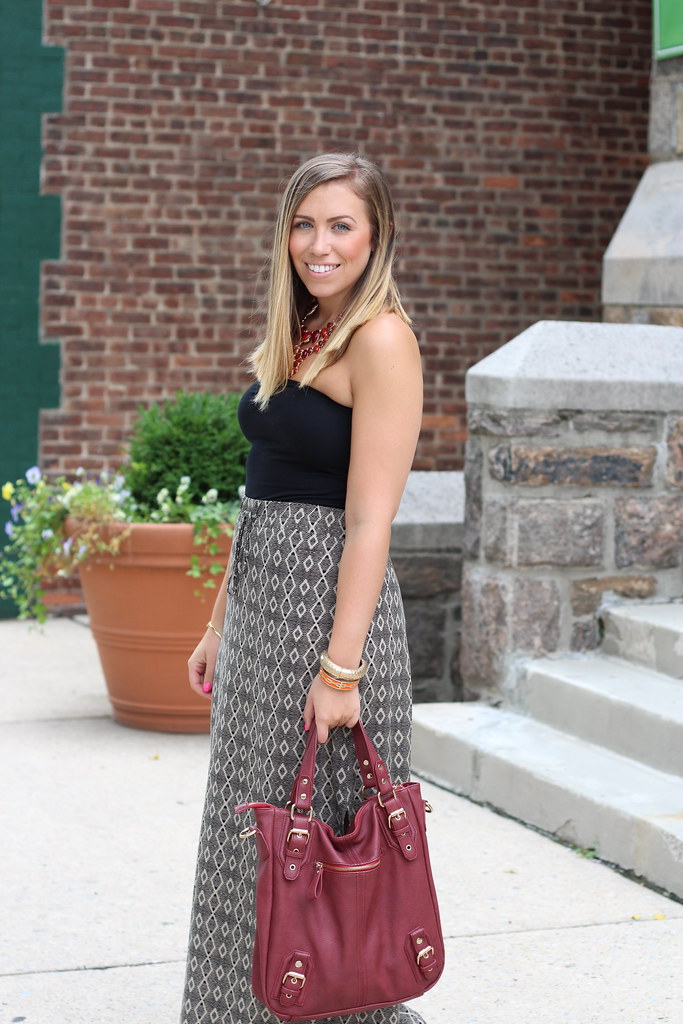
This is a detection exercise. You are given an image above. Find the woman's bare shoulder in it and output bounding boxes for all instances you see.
[349,312,419,365]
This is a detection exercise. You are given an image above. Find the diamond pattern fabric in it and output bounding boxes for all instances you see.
[181,497,427,1024]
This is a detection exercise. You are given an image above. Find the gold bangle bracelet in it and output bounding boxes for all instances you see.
[320,650,367,682]
[206,620,222,640]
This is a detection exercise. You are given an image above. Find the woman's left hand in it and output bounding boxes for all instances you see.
[303,675,361,744]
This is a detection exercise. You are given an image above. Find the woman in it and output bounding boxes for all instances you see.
[181,153,425,1024]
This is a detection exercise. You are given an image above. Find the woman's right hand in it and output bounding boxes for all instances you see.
[188,630,221,699]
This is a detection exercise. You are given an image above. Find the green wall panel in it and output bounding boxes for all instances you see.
[654,0,683,59]
[0,0,63,617]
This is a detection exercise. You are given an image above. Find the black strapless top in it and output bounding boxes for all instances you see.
[237,381,352,510]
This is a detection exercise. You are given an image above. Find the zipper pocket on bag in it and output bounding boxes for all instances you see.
[308,858,381,899]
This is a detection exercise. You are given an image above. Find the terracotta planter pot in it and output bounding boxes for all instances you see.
[65,518,231,733]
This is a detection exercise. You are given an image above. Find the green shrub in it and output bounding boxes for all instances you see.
[124,391,248,514]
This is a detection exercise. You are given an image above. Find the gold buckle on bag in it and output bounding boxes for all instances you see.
[286,828,310,844]
[387,807,406,828]
[376,785,400,808]
[282,970,307,988]
[417,945,434,964]
[289,805,314,822]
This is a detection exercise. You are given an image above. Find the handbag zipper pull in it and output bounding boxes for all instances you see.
[307,861,324,900]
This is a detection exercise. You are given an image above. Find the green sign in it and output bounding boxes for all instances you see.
[654,0,683,59]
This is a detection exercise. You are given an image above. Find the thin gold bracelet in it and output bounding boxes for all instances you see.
[206,620,222,640]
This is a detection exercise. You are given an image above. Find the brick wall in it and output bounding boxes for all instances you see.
[41,0,652,472]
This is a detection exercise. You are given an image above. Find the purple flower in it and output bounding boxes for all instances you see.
[4,521,13,537]
[25,466,42,485]
[10,503,23,523]
[62,536,74,555]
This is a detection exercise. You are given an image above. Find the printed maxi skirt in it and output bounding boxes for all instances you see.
[181,497,428,1024]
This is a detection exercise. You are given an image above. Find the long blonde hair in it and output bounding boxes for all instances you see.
[250,152,410,407]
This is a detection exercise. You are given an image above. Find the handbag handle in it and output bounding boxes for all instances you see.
[288,719,396,816]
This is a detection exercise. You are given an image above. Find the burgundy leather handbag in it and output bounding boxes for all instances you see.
[236,720,444,1021]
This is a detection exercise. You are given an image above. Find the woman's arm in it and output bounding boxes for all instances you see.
[187,555,232,698]
[303,314,423,742]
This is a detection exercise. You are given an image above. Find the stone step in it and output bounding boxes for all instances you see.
[411,701,683,899]
[516,655,683,776]
[601,601,683,679]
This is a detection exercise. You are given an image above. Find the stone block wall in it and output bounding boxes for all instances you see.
[393,547,462,703]
[461,321,683,700]
[391,472,464,702]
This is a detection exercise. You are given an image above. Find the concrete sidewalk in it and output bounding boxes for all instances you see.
[1,617,682,1024]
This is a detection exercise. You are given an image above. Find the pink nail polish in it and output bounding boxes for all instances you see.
[304,723,309,732]
[203,682,212,693]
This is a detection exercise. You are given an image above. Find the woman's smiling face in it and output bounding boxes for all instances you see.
[288,180,374,316]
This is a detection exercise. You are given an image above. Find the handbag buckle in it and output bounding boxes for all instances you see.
[282,970,307,988]
[376,785,399,809]
[387,807,407,828]
[416,945,435,964]
[289,805,314,821]
[286,828,310,844]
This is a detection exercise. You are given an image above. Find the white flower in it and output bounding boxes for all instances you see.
[41,529,54,540]
[201,488,218,505]
[25,466,42,485]
[156,488,170,505]
[176,477,191,499]
[62,483,82,507]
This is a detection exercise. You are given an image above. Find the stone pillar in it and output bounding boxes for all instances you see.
[649,53,683,162]
[461,320,683,701]
[603,54,683,326]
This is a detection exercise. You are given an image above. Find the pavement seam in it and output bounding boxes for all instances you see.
[0,715,111,726]
[5,918,680,980]
[0,959,185,978]
[441,916,683,941]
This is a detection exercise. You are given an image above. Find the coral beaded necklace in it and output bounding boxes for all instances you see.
[291,305,343,376]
